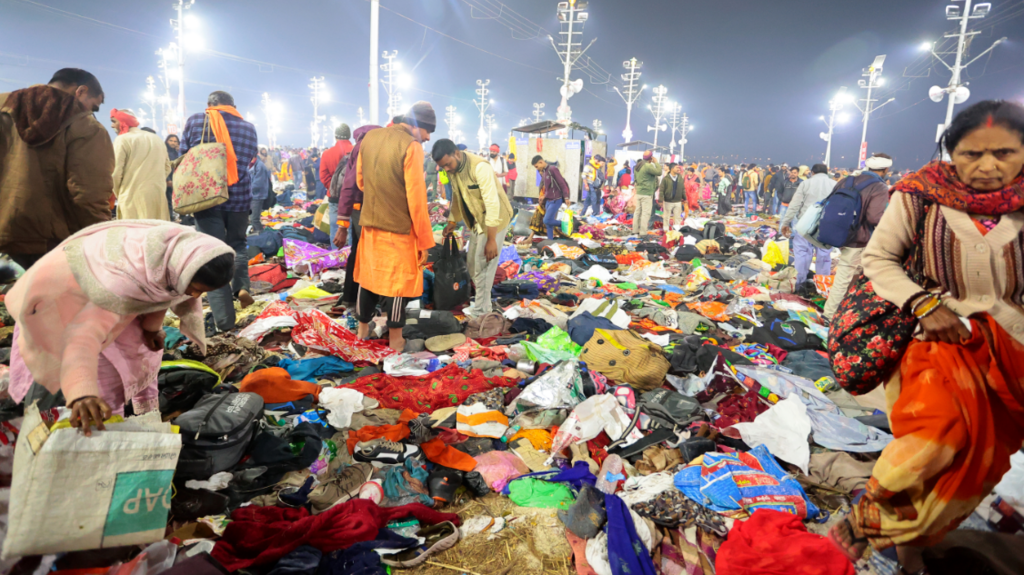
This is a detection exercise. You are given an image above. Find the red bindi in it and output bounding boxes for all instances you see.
[985,115,995,128]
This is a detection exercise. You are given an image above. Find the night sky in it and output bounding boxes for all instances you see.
[2,0,1023,170]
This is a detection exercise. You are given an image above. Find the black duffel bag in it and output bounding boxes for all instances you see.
[433,236,471,310]
[173,391,264,480]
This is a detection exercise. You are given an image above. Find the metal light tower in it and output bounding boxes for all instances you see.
[855,55,894,169]
[532,102,546,123]
[667,104,683,156]
[369,0,380,125]
[819,88,851,167]
[475,79,492,152]
[486,114,497,147]
[260,92,277,149]
[924,1,1006,143]
[613,58,644,142]
[357,107,366,127]
[309,76,326,149]
[143,76,157,132]
[170,0,195,130]
[647,85,669,151]
[550,0,593,137]
[519,118,531,127]
[380,51,403,119]
[593,119,603,135]
[155,45,175,134]
[678,114,692,163]
[445,105,459,139]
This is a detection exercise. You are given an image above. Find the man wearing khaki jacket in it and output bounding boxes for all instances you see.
[0,68,114,270]
[433,138,513,319]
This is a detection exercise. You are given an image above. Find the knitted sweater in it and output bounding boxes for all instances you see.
[862,191,1024,344]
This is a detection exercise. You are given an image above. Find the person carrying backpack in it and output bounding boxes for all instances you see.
[320,124,354,244]
[779,164,836,286]
[821,153,892,319]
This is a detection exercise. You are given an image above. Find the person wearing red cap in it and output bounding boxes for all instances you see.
[109,108,171,220]
[488,143,508,195]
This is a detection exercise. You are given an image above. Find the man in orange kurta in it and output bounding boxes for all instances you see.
[353,101,437,351]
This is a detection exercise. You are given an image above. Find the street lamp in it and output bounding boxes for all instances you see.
[820,87,850,168]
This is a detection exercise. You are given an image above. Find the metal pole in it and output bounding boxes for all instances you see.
[825,105,836,168]
[369,0,380,125]
[680,114,688,162]
[946,0,972,128]
[624,59,637,141]
[475,80,490,152]
[175,1,185,128]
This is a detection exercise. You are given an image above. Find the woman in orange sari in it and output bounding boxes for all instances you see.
[830,100,1024,574]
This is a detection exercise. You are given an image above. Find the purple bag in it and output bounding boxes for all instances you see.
[283,239,347,275]
[519,271,557,294]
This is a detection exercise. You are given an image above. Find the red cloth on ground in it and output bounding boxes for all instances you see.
[211,499,459,571]
[238,367,321,403]
[421,436,477,472]
[336,363,515,413]
[716,509,854,575]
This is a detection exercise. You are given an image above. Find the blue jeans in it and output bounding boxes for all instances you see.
[770,195,781,215]
[250,198,265,233]
[745,191,758,214]
[445,183,453,202]
[328,202,339,246]
[582,183,603,217]
[792,231,832,284]
[194,209,251,332]
[544,198,563,239]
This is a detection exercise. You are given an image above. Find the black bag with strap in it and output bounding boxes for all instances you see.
[433,236,471,310]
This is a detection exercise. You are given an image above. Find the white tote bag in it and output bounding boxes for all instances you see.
[2,404,181,559]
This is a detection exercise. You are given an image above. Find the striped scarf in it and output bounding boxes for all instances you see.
[893,160,1024,215]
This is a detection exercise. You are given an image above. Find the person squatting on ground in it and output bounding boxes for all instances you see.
[6,221,234,435]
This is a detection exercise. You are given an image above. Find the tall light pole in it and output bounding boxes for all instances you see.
[820,88,851,167]
[143,76,157,133]
[260,92,278,149]
[475,79,491,152]
[613,58,644,142]
[532,102,546,123]
[647,85,668,151]
[357,107,366,127]
[369,0,380,125]
[380,51,402,119]
[678,114,692,163]
[667,103,682,156]
[855,55,894,169]
[550,0,593,137]
[445,105,459,139]
[486,115,497,146]
[923,1,1005,145]
[309,76,326,149]
[170,0,195,130]
[593,119,603,136]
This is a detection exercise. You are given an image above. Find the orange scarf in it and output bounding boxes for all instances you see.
[205,105,243,185]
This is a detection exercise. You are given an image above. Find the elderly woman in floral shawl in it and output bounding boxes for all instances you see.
[7,220,234,435]
[830,100,1024,575]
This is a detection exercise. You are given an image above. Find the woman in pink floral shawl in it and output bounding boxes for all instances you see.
[7,220,234,434]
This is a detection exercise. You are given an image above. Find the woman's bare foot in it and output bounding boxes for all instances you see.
[238,289,255,308]
[829,517,869,562]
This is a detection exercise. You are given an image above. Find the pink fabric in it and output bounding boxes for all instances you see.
[5,221,232,404]
[283,238,346,275]
[473,450,529,491]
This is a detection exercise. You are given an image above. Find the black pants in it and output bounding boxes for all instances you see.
[356,286,409,328]
[342,209,362,305]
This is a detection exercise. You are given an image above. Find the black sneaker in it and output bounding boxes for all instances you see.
[354,439,422,466]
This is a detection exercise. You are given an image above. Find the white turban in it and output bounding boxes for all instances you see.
[865,155,893,170]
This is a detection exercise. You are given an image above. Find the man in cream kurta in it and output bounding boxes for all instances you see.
[434,139,513,318]
[111,126,171,220]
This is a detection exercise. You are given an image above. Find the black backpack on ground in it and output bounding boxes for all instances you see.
[158,362,222,417]
[403,309,463,341]
[173,391,265,480]
[582,253,618,271]
[433,236,471,311]
[702,222,726,240]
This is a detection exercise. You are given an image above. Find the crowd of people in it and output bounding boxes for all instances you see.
[0,66,1023,575]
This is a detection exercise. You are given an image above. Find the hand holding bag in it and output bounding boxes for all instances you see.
[172,113,229,214]
[828,198,933,395]
[433,235,471,311]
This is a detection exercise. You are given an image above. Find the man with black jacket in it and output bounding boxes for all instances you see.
[776,166,801,221]
[822,153,892,319]
[658,163,687,230]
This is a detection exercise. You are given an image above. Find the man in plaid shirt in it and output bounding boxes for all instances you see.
[178,90,259,331]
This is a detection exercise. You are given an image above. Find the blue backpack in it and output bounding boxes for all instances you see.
[815,173,881,248]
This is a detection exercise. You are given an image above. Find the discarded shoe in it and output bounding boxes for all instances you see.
[428,466,464,504]
[308,462,374,514]
[381,521,460,568]
[354,439,422,466]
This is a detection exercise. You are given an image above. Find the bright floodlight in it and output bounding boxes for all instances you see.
[185,35,205,51]
[184,14,200,28]
[876,77,885,86]
[320,90,330,102]
[920,41,933,51]
[837,113,850,123]
[393,62,402,70]
[397,75,412,89]
[819,115,825,121]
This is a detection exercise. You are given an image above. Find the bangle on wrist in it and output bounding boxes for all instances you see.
[917,303,941,320]
[914,297,941,319]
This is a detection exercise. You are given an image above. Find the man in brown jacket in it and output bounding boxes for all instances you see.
[0,68,114,269]
[822,153,892,320]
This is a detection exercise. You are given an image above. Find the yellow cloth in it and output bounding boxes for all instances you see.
[205,105,244,186]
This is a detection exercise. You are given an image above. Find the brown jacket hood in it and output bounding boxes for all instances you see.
[1,85,86,147]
